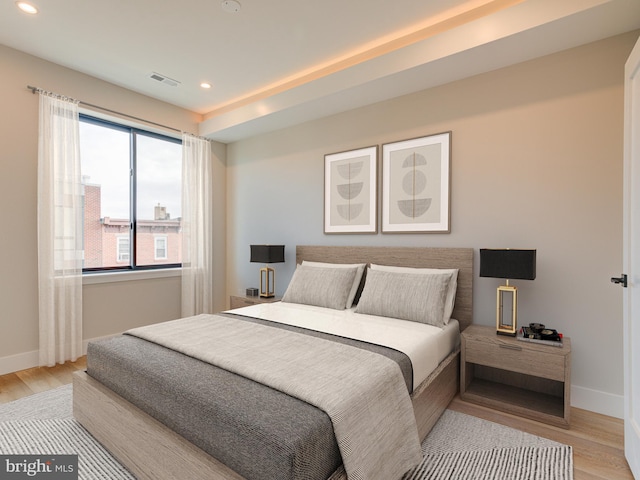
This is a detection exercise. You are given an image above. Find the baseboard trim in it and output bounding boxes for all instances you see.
[0,333,121,376]
[0,350,39,376]
[571,384,624,419]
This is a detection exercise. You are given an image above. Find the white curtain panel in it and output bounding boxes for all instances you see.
[37,92,83,366]
[181,134,213,316]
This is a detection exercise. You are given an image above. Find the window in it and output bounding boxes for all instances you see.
[117,236,130,263]
[154,236,167,260]
[79,115,182,272]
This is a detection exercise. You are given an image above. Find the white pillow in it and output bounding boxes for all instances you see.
[355,269,450,327]
[301,261,366,308]
[370,264,459,324]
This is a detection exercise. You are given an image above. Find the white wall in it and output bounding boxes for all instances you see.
[0,44,227,374]
[226,32,639,418]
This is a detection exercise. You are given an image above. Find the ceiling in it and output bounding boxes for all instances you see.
[1,0,639,142]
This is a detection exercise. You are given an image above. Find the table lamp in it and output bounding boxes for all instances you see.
[480,249,536,336]
[250,245,285,298]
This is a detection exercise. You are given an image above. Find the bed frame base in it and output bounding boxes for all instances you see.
[413,349,460,439]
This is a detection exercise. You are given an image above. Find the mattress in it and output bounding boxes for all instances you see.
[86,307,459,480]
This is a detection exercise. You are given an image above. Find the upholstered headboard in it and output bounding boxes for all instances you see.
[295,245,473,331]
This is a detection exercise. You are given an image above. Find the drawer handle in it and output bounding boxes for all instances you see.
[499,344,522,351]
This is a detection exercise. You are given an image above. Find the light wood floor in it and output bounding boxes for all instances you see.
[0,357,86,404]
[0,357,633,479]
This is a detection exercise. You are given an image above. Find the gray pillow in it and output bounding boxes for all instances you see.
[282,265,359,310]
[301,261,366,308]
[355,269,451,327]
[370,264,458,324]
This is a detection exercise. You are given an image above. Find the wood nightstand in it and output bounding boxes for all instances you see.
[460,324,571,428]
[229,295,282,310]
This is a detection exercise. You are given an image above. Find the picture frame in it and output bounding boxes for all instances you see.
[382,132,451,233]
[324,145,378,234]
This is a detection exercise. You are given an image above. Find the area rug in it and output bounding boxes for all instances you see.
[0,385,573,479]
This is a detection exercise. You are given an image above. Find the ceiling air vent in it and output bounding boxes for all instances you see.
[149,72,180,87]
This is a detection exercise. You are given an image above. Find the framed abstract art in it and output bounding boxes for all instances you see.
[381,132,451,233]
[324,145,377,234]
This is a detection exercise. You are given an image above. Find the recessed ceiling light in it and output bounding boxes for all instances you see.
[200,82,212,89]
[16,1,38,14]
[221,0,241,13]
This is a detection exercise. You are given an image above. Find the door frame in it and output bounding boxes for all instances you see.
[623,34,640,479]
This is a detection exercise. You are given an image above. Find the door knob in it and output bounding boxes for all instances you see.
[611,274,628,288]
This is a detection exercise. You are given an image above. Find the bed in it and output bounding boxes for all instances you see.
[73,245,473,480]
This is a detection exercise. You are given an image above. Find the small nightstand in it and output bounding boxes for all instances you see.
[460,324,571,428]
[229,295,282,310]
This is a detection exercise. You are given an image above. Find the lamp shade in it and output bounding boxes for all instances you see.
[479,249,536,280]
[250,245,285,264]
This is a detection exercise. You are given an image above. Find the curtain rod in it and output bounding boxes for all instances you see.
[27,84,188,135]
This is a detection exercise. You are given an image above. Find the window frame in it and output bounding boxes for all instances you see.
[80,114,182,274]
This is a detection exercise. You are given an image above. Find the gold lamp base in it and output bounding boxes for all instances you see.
[259,266,275,298]
[496,283,517,336]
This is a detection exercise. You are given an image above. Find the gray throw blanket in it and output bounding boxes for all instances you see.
[127,314,422,480]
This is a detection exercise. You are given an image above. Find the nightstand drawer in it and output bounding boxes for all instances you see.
[465,337,565,381]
